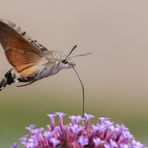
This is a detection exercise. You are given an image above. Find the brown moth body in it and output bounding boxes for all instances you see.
[0,19,75,90]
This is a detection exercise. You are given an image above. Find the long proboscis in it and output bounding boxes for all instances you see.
[72,67,85,117]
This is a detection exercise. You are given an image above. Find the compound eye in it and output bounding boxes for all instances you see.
[62,59,68,64]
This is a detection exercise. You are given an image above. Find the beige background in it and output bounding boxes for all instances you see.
[0,0,148,147]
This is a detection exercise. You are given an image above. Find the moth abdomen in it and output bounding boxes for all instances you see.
[0,69,17,91]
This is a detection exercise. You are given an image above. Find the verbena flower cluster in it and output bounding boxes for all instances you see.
[11,112,146,148]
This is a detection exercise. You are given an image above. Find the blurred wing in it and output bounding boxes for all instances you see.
[0,19,50,77]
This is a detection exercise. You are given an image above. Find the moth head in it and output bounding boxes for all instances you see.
[51,45,77,70]
[52,45,91,70]
[59,45,78,69]
[60,57,75,69]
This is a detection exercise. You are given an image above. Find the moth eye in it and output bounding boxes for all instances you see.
[62,59,68,64]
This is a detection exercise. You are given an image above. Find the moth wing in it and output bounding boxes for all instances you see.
[0,19,51,77]
[5,47,46,77]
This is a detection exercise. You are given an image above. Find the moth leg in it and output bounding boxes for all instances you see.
[16,81,35,87]
[0,69,19,91]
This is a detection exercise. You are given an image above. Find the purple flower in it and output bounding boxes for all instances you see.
[11,112,146,148]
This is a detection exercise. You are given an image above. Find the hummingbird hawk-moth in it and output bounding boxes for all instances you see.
[0,19,91,116]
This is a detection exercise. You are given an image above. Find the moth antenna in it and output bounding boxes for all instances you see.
[66,45,77,59]
[72,67,85,117]
[71,52,92,58]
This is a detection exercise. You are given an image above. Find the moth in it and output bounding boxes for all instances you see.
[0,19,90,115]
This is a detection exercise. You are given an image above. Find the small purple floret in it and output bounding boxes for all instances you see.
[11,113,146,148]
[78,135,88,146]
[11,143,18,148]
[47,113,56,130]
[69,115,83,125]
[26,124,36,134]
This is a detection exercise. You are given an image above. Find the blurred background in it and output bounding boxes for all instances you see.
[0,0,148,147]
